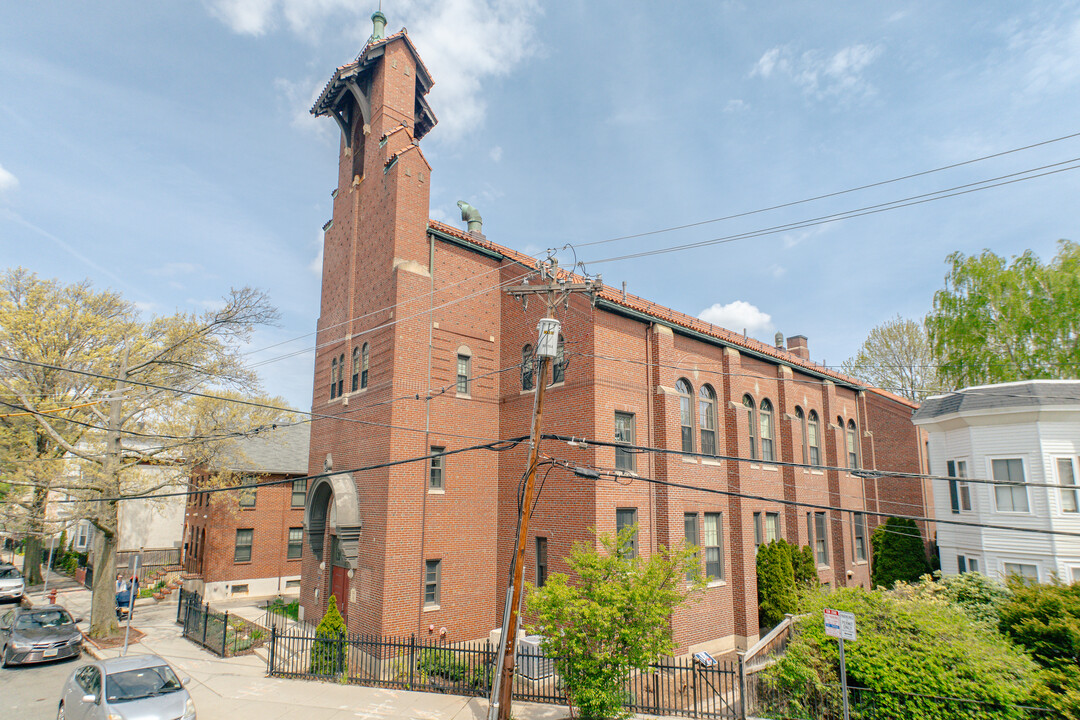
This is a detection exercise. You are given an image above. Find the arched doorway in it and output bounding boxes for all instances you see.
[304,473,362,621]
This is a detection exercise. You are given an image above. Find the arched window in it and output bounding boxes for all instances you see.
[522,344,535,391]
[759,398,775,462]
[330,357,338,399]
[361,343,369,389]
[351,347,360,393]
[743,395,757,461]
[846,419,859,470]
[337,353,345,398]
[677,379,694,454]
[795,407,806,465]
[551,335,566,385]
[699,385,717,456]
[808,411,821,466]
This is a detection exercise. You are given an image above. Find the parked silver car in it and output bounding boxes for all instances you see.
[0,605,83,666]
[0,563,24,603]
[58,654,197,720]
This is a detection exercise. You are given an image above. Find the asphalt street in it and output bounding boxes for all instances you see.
[0,652,83,720]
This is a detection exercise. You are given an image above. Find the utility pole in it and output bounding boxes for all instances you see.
[489,256,600,720]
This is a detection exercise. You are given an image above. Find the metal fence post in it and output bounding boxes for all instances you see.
[202,603,209,646]
[223,611,230,656]
[737,651,747,720]
[269,625,277,675]
[409,633,416,689]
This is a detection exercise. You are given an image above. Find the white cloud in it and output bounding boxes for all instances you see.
[751,43,883,101]
[209,0,543,142]
[768,264,786,279]
[698,300,773,335]
[724,99,748,113]
[1007,14,1080,96]
[489,145,503,162]
[0,163,19,194]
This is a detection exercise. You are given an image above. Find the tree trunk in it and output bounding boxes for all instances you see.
[88,528,120,639]
[22,534,43,587]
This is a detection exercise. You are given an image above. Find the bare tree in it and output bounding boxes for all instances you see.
[841,315,943,402]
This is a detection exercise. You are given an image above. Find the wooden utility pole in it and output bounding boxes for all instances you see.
[490,257,600,720]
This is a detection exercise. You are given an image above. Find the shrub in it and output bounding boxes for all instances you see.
[757,541,797,628]
[527,525,703,720]
[309,595,347,676]
[764,587,1039,720]
[870,518,930,589]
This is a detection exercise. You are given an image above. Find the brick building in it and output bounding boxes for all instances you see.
[300,13,929,654]
[182,423,310,601]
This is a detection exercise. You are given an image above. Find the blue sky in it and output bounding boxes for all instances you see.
[2,1,1078,409]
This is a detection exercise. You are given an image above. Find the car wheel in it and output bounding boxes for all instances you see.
[56,701,64,720]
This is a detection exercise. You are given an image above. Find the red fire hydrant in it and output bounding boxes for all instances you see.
[48,588,57,604]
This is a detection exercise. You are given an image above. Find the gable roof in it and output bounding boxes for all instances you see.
[218,422,310,476]
[427,219,911,400]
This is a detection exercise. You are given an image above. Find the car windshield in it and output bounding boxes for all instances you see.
[14,610,73,630]
[106,665,183,702]
[0,567,20,579]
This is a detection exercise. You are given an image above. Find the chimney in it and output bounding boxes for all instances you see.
[774,331,784,349]
[787,335,810,361]
[371,10,387,41]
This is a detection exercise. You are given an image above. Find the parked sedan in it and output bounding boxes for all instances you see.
[58,654,197,720]
[1,605,83,666]
[0,563,24,603]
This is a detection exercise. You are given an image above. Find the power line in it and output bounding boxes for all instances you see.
[575,130,1080,248]
[545,457,1080,540]
[586,159,1080,265]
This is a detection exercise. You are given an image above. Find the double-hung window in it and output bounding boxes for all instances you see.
[615,412,636,472]
[360,343,369,389]
[754,511,780,547]
[743,395,757,461]
[535,537,548,587]
[351,347,360,392]
[456,353,470,395]
[291,479,307,508]
[287,528,303,559]
[846,420,859,470]
[551,335,566,385]
[699,386,717,456]
[810,512,828,565]
[808,411,821,467]
[521,345,534,391]
[616,508,638,558]
[424,560,441,607]
[852,512,867,562]
[759,399,775,462]
[992,459,1029,512]
[703,512,723,581]
[1057,458,1079,513]
[684,513,699,580]
[234,529,253,563]
[677,379,694,454]
[947,460,972,513]
[429,447,445,490]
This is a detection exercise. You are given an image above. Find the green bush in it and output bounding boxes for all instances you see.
[526,525,703,720]
[870,518,930,589]
[309,595,347,676]
[998,578,1080,717]
[757,541,797,628]
[765,587,1039,720]
[267,597,300,620]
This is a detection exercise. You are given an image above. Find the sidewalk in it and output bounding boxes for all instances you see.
[28,570,571,720]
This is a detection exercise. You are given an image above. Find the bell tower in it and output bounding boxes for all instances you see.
[302,12,440,632]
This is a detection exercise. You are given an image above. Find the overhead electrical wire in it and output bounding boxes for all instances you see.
[586,159,1080,265]
[575,130,1080,248]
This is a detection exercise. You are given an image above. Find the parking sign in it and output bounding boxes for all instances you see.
[824,608,856,641]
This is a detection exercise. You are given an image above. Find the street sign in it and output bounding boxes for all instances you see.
[824,608,856,641]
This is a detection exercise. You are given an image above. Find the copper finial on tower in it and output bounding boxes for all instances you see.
[371,10,387,40]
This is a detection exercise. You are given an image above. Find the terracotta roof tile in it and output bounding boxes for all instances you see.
[427,219,903,395]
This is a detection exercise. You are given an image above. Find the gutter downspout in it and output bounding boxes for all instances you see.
[417,232,435,635]
[646,323,656,552]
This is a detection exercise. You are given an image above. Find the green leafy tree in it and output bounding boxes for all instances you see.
[927,239,1080,388]
[757,541,797,628]
[764,587,1039,720]
[870,518,930,589]
[526,525,703,720]
[841,315,941,401]
[310,594,348,676]
[0,268,283,639]
[998,579,1080,717]
[791,543,819,589]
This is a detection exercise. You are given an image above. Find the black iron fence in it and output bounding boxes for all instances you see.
[266,628,740,718]
[754,683,1061,720]
[176,587,266,657]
